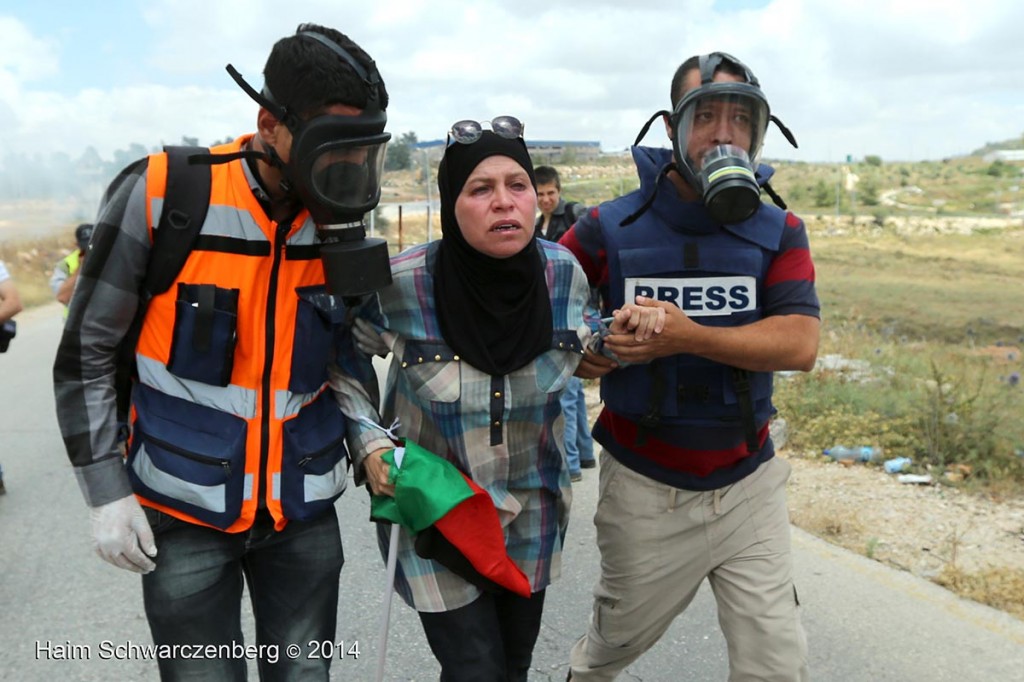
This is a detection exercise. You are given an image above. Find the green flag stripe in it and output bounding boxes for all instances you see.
[370,440,475,532]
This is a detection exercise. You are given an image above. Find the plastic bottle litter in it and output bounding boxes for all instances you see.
[823,445,882,462]
[897,473,933,485]
[883,456,913,474]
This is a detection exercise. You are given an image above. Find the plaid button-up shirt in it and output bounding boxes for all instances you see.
[332,239,597,612]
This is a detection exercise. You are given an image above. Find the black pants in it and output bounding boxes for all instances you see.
[418,588,547,682]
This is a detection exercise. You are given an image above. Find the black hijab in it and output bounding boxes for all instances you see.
[433,130,553,376]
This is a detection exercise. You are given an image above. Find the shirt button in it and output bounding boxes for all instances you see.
[494,391,502,398]
[435,354,442,361]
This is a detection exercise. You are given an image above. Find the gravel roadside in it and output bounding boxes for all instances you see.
[582,383,1024,621]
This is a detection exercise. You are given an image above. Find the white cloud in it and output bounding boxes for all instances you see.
[2,0,1023,164]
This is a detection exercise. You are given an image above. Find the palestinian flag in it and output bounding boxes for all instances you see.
[370,440,531,598]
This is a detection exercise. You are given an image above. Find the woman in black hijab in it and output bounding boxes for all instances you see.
[433,128,554,376]
[333,120,598,681]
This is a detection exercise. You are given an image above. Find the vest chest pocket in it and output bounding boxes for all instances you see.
[400,340,461,403]
[167,283,239,387]
[290,286,348,394]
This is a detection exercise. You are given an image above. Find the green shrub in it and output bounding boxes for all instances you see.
[776,329,1024,488]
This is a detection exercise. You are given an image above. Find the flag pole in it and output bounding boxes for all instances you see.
[376,524,401,682]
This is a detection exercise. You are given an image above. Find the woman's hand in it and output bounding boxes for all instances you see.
[608,301,667,341]
[576,348,617,378]
[603,297,691,363]
[363,447,396,497]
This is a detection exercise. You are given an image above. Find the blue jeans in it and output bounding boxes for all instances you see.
[141,507,344,681]
[560,377,595,474]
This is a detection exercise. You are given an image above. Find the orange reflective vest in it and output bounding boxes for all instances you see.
[127,135,350,532]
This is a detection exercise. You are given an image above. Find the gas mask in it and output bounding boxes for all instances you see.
[669,53,769,224]
[226,31,393,296]
[284,104,392,297]
[629,52,796,226]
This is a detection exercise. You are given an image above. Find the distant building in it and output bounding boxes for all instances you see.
[526,140,602,163]
[414,139,602,164]
[983,149,1024,163]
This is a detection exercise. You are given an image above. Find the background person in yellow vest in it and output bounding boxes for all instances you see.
[1,258,24,494]
[52,23,395,681]
[50,223,93,316]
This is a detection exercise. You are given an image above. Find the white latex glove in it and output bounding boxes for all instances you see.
[352,318,391,357]
[89,495,158,574]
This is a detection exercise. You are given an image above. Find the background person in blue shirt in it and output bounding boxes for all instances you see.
[534,165,596,480]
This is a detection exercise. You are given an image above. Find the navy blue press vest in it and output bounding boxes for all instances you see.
[598,186,787,447]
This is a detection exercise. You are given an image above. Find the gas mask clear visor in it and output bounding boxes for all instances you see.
[671,82,770,223]
[288,110,390,225]
[285,110,393,297]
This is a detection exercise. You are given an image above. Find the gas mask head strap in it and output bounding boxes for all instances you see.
[296,31,384,111]
[226,31,385,129]
[225,64,297,131]
[698,52,760,88]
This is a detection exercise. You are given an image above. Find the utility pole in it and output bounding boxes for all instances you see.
[835,164,841,219]
[423,148,433,243]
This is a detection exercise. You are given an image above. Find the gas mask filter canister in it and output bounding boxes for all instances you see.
[697,144,761,225]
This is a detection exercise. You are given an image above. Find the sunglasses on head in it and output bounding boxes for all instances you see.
[446,116,525,145]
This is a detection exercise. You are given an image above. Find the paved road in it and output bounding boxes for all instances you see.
[2,304,1023,681]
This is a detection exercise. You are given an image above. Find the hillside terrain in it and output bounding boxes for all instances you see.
[2,151,1023,620]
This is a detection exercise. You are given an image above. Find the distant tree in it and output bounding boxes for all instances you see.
[181,136,200,147]
[384,131,418,171]
[860,176,879,206]
[112,143,150,169]
[812,179,832,207]
[76,146,104,168]
[784,183,805,204]
[864,155,883,167]
[986,160,1009,177]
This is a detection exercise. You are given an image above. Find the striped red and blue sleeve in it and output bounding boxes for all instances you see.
[763,211,819,318]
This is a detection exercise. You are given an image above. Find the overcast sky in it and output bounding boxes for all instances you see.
[2,0,1023,165]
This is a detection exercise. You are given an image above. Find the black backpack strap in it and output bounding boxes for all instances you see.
[115,146,212,429]
[144,146,212,298]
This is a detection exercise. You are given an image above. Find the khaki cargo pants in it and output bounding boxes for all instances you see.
[569,452,809,681]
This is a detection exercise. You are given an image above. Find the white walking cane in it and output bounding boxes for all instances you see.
[375,445,405,682]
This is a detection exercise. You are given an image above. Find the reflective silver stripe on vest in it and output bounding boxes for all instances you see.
[243,473,253,501]
[137,355,258,419]
[305,458,348,501]
[151,197,269,243]
[269,466,347,502]
[286,217,318,245]
[132,444,226,513]
[275,386,327,421]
